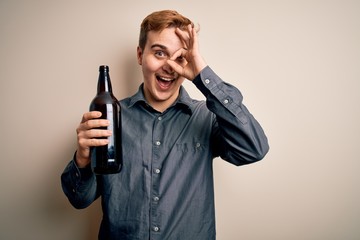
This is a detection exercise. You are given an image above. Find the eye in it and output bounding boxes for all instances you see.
[176,55,185,63]
[155,50,167,58]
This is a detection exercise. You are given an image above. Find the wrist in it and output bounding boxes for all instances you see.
[75,151,90,168]
[193,57,207,79]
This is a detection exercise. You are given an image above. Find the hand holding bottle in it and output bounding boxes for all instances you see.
[75,111,111,168]
[88,65,122,174]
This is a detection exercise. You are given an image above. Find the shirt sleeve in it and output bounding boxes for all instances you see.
[193,66,269,166]
[61,153,99,209]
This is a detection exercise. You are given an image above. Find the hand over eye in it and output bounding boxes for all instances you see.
[167,24,207,81]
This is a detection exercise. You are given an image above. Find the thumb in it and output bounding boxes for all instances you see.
[167,59,187,78]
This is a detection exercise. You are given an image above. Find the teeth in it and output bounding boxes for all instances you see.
[158,76,174,81]
[160,77,173,81]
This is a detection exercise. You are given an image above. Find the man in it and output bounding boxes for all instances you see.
[61,10,269,240]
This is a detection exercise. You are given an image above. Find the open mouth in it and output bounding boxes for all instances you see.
[156,75,176,89]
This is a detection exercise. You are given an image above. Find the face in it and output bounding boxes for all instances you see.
[137,27,187,112]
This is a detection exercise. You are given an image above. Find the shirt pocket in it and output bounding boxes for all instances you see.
[175,140,208,154]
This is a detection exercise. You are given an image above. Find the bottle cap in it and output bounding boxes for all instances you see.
[99,65,109,72]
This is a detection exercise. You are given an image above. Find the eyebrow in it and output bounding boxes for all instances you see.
[151,44,168,50]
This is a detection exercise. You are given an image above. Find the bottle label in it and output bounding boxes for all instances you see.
[106,104,116,163]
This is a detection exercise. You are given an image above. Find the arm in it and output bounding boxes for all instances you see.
[193,66,269,165]
[61,156,99,209]
[61,111,110,208]
[168,24,269,165]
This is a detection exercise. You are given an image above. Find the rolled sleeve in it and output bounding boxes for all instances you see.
[193,66,269,165]
[61,154,98,209]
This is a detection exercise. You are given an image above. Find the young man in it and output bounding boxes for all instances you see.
[61,10,269,240]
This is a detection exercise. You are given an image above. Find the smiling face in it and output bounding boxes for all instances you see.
[137,27,187,112]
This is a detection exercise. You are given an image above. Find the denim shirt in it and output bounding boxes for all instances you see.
[61,66,269,240]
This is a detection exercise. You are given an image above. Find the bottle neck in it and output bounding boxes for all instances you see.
[97,66,112,93]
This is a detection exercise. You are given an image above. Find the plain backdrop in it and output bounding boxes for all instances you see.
[1,0,359,239]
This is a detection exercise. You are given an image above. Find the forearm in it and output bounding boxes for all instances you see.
[61,154,99,209]
[193,66,269,165]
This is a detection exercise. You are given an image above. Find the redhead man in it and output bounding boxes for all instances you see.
[61,10,269,240]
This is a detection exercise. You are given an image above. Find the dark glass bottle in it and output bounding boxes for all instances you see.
[89,65,122,174]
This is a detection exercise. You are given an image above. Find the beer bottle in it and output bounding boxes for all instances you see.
[89,65,122,174]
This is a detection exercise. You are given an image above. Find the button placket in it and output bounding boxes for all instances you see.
[151,114,163,238]
[153,196,159,202]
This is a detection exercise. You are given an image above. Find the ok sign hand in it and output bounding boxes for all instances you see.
[167,24,207,81]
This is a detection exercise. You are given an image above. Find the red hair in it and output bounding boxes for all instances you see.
[138,10,195,50]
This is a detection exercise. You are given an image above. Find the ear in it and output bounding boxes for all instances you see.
[137,46,143,65]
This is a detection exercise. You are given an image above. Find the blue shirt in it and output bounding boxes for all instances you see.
[61,66,269,240]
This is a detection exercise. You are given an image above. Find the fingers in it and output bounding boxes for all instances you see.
[78,111,109,131]
[175,24,196,50]
[80,119,110,132]
[167,59,187,79]
[76,111,111,167]
[81,128,112,140]
[81,111,102,123]
[169,47,187,61]
[169,24,202,80]
[78,135,110,148]
[76,132,109,167]
[77,111,112,149]
[175,27,191,48]
[189,24,198,51]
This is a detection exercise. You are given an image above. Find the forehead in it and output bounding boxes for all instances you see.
[145,27,184,51]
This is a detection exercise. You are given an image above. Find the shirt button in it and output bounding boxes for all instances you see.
[153,226,160,232]
[153,196,159,202]
[223,99,229,104]
[196,143,201,148]
[158,116,162,121]
[154,168,161,174]
[75,172,79,177]
[205,79,210,84]
[155,141,161,146]
[72,188,76,193]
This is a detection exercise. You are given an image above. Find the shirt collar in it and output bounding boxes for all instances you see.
[127,83,194,115]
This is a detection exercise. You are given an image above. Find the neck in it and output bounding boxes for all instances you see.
[147,94,178,113]
[143,89,179,113]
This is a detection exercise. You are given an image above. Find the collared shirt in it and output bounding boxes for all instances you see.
[61,66,269,240]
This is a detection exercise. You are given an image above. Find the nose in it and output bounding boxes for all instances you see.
[162,61,174,74]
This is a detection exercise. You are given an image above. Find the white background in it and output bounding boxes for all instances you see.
[1,0,359,239]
